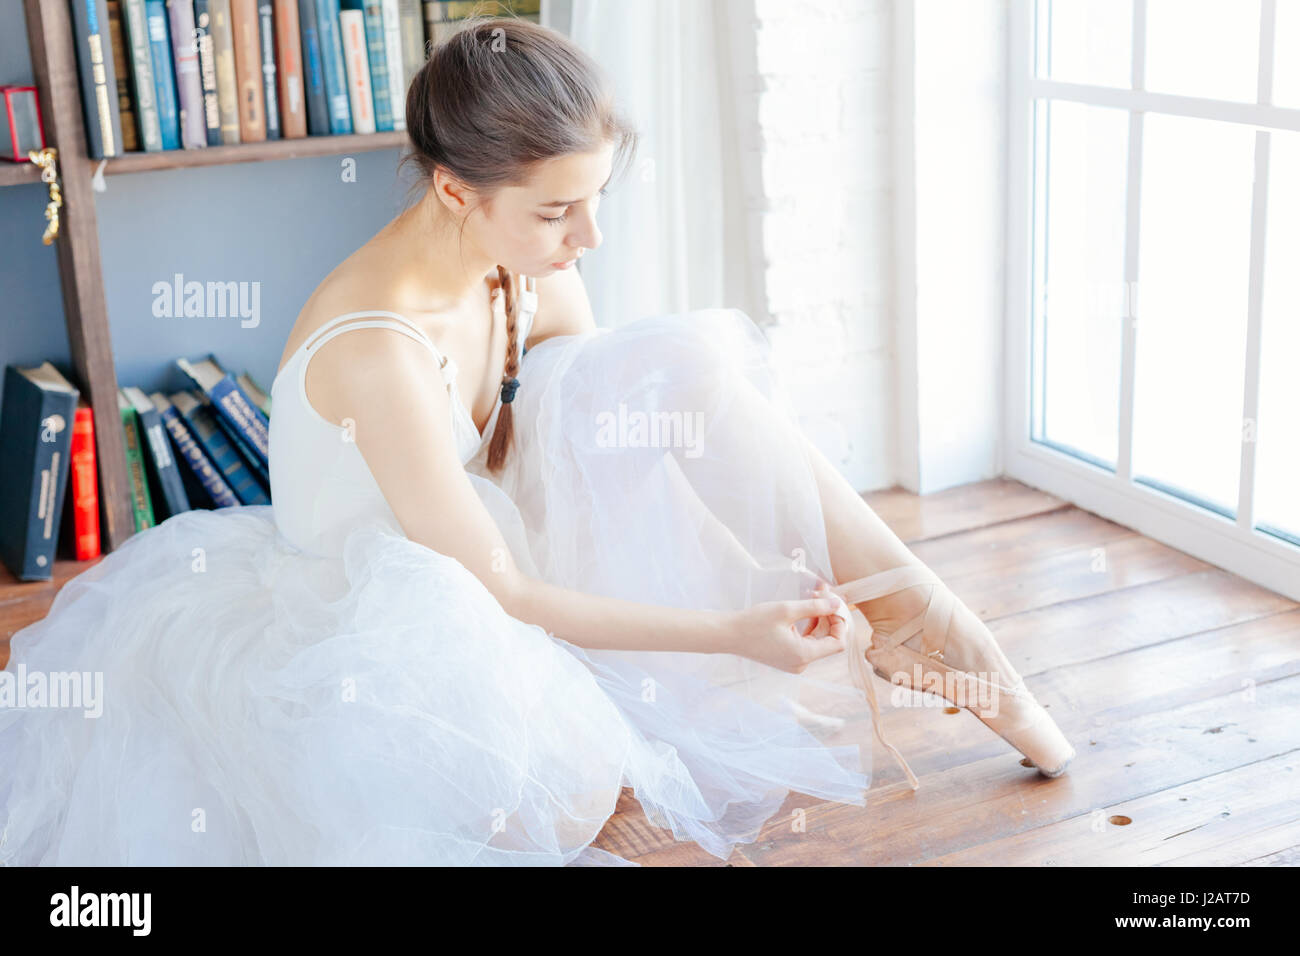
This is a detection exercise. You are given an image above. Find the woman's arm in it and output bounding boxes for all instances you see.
[309,327,847,670]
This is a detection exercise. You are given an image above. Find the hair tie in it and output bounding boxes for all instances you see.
[500,377,521,404]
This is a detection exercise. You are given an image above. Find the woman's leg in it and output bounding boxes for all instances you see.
[797,434,935,633]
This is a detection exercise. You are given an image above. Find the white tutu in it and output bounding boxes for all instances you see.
[0,308,876,866]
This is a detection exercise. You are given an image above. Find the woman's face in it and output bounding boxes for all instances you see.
[463,143,615,277]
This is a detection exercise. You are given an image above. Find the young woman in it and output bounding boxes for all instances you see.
[0,17,1073,867]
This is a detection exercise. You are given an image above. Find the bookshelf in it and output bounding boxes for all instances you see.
[0,160,42,186]
[10,0,413,555]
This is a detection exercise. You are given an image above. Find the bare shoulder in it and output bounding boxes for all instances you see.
[277,239,423,371]
[285,269,443,430]
[302,315,445,430]
[526,264,597,347]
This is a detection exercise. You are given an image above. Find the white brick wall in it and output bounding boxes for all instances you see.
[742,0,897,492]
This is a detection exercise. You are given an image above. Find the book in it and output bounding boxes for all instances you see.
[380,0,405,130]
[421,1,461,48]
[237,371,273,419]
[356,0,394,131]
[315,0,352,133]
[118,388,156,531]
[206,397,270,491]
[144,0,181,149]
[122,386,192,521]
[70,0,126,158]
[396,0,424,96]
[231,0,266,141]
[297,0,330,135]
[339,4,375,134]
[193,0,225,145]
[274,0,308,138]
[166,0,208,148]
[152,392,240,508]
[60,399,101,561]
[106,0,140,151]
[0,363,79,581]
[257,2,282,139]
[119,0,163,151]
[168,390,269,506]
[0,86,45,162]
[423,0,539,46]
[209,0,242,143]
[175,355,270,473]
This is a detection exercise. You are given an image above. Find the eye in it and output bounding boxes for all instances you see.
[540,188,608,225]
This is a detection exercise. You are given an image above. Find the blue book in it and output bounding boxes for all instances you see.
[69,0,126,158]
[316,0,352,134]
[169,390,268,506]
[256,2,280,139]
[206,397,270,492]
[175,355,270,471]
[144,0,180,149]
[357,0,393,131]
[154,392,239,508]
[298,0,330,135]
[123,386,192,520]
[0,363,79,581]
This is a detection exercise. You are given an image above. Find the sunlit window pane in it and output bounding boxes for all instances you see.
[1131,113,1257,516]
[1145,0,1261,103]
[1254,130,1300,543]
[1034,101,1129,467]
[1036,0,1133,89]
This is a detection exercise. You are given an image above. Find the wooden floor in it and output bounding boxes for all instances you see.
[589,478,1300,866]
[3,478,1297,866]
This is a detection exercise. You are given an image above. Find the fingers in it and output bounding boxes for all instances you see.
[809,633,847,661]
[782,597,842,622]
[785,632,846,673]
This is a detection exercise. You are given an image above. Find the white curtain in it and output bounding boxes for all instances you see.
[545,0,756,327]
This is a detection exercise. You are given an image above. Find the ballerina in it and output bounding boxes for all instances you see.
[0,16,1073,867]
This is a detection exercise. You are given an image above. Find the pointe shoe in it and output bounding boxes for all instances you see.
[829,564,1076,790]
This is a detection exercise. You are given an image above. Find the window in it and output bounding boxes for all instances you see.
[1006,0,1300,599]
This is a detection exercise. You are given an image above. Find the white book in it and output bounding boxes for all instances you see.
[381,0,406,131]
[339,8,376,135]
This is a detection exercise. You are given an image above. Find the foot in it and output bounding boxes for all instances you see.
[845,563,1076,777]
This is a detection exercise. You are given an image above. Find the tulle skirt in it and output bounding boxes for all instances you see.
[0,307,876,867]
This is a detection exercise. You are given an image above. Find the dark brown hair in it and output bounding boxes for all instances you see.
[400,14,638,472]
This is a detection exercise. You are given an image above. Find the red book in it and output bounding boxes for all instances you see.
[68,399,101,560]
[273,0,307,139]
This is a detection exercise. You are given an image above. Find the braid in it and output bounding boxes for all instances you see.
[486,264,519,473]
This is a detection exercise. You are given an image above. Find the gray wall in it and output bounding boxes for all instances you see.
[1,0,416,399]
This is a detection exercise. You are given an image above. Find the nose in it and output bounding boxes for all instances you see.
[571,209,601,253]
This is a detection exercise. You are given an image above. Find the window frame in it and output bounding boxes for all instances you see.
[1003,0,1300,601]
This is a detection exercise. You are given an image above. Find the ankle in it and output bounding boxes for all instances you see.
[854,583,931,636]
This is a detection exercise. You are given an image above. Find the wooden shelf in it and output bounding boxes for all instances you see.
[103,130,409,176]
[0,554,106,668]
[15,0,420,553]
[0,160,42,187]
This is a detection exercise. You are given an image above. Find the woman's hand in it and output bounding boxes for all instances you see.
[722,581,851,674]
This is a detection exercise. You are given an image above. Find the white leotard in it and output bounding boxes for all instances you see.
[268,293,537,558]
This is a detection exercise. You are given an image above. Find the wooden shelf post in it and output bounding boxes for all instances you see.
[22,0,136,552]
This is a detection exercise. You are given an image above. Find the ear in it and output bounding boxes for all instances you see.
[433,165,475,212]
